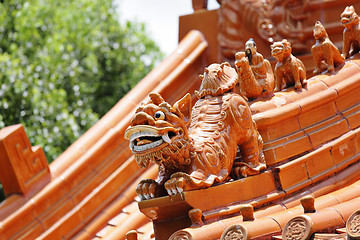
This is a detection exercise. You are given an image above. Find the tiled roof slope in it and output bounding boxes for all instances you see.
[89,59,360,240]
[131,60,360,240]
[0,30,208,240]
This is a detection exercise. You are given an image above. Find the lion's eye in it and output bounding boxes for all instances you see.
[154,111,165,120]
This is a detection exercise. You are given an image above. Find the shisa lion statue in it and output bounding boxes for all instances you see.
[341,6,360,59]
[271,39,307,92]
[125,63,266,200]
[235,39,275,101]
[312,21,345,75]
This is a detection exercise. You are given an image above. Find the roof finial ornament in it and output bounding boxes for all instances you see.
[240,204,255,221]
[300,195,316,214]
[126,230,138,240]
[188,208,204,226]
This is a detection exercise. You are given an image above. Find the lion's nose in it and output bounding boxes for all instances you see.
[130,112,155,126]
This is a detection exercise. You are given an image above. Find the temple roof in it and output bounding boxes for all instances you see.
[1,1,360,240]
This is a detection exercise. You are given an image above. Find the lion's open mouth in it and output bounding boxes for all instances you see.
[129,131,174,152]
[341,17,350,25]
[125,126,178,153]
[271,48,282,56]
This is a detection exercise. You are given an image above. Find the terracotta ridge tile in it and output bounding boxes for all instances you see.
[173,187,360,240]
[37,159,141,238]
[101,211,148,240]
[68,166,157,239]
[169,160,360,239]
[282,197,360,240]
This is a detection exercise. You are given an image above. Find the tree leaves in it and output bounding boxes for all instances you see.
[0,0,163,161]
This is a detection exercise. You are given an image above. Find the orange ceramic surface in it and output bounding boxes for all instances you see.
[281,78,329,103]
[274,157,310,193]
[355,128,360,153]
[298,100,338,129]
[306,117,349,148]
[331,131,357,166]
[263,132,311,166]
[311,161,360,198]
[256,107,302,142]
[77,165,157,238]
[102,211,148,240]
[105,150,356,240]
[343,104,360,130]
[183,171,276,211]
[305,146,335,183]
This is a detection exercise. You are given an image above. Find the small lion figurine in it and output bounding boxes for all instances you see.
[271,39,307,91]
[341,6,360,58]
[311,21,345,74]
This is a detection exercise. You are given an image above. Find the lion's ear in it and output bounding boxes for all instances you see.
[283,39,290,48]
[149,92,165,106]
[173,93,192,124]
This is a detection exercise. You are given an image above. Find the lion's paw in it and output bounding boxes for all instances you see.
[164,172,195,196]
[136,179,161,200]
[295,83,302,90]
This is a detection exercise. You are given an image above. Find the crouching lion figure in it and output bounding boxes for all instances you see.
[271,39,307,91]
[124,63,266,200]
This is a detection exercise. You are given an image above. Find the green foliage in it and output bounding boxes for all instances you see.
[0,0,163,161]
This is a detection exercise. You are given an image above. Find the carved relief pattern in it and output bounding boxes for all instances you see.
[284,218,309,240]
[0,125,49,194]
[221,224,247,240]
[223,229,244,240]
[9,127,48,182]
[15,143,43,174]
[170,231,193,240]
[218,0,312,61]
[347,211,360,237]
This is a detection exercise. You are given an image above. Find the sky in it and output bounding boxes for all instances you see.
[115,0,220,55]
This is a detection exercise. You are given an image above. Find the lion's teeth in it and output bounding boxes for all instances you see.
[129,141,134,151]
[162,133,171,143]
[133,139,163,152]
[129,130,159,142]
